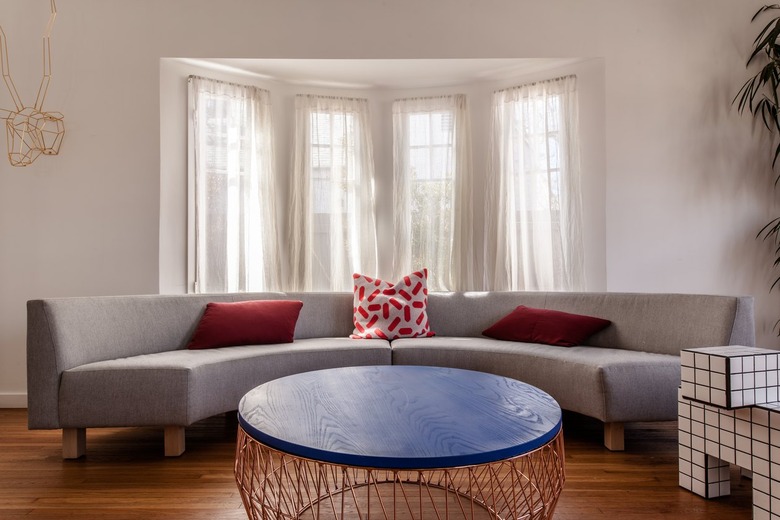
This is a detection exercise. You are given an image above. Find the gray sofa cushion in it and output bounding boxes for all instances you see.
[58,338,391,428]
[391,337,681,423]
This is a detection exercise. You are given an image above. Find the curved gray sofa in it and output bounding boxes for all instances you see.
[26,291,755,458]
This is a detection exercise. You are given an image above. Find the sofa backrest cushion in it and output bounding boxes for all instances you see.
[29,292,359,373]
[30,291,754,372]
[33,294,235,372]
[425,292,754,356]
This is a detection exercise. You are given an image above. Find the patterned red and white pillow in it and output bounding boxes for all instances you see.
[350,269,435,340]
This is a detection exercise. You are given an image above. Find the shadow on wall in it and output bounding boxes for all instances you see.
[686,34,780,347]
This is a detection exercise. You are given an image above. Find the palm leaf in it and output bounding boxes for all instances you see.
[757,217,780,240]
[738,7,780,314]
[755,16,779,45]
[773,145,780,174]
[753,4,780,23]
[749,19,780,64]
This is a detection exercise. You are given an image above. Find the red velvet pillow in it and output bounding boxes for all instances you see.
[187,300,303,350]
[482,305,611,347]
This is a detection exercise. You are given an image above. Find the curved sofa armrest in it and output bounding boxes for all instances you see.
[729,296,756,347]
[27,300,62,429]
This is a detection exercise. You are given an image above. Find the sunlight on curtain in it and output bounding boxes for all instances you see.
[485,75,584,291]
[392,95,474,290]
[189,76,280,293]
[289,95,378,291]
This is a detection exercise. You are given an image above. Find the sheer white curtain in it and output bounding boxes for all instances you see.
[289,95,378,291]
[189,76,280,293]
[484,75,584,291]
[392,94,474,290]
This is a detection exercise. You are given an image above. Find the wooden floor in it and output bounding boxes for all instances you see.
[0,409,753,520]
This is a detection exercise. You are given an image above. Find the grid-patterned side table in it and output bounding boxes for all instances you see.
[679,346,780,519]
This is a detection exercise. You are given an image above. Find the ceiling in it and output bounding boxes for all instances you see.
[177,58,587,89]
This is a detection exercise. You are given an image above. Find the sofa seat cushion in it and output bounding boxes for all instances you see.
[58,338,391,428]
[391,337,680,423]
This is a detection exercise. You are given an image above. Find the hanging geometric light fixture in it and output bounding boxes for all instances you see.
[1,0,64,167]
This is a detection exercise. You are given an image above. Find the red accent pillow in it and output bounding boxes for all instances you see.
[482,305,611,347]
[351,269,435,340]
[187,300,303,350]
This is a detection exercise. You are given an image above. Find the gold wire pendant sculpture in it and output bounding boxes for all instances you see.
[1,0,64,167]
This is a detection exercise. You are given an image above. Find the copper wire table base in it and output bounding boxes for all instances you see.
[235,426,565,520]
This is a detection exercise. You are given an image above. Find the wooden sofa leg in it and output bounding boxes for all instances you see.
[63,428,86,459]
[604,422,625,451]
[164,426,185,457]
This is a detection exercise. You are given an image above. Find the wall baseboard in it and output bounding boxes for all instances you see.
[0,393,27,408]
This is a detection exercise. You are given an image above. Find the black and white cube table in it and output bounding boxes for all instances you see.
[679,346,780,519]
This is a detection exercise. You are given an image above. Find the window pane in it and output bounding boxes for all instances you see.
[494,81,580,291]
[192,79,274,293]
[430,146,450,180]
[430,111,453,145]
[306,108,364,290]
[546,96,560,131]
[311,113,331,144]
[402,106,456,290]
[410,148,431,180]
[548,135,559,170]
[409,114,430,146]
[312,145,331,169]
[312,175,330,213]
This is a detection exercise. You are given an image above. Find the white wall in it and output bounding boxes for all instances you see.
[0,0,774,407]
[159,58,606,294]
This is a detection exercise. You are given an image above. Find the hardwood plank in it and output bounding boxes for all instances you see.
[0,409,752,519]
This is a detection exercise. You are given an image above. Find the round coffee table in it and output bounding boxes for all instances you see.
[234,366,564,520]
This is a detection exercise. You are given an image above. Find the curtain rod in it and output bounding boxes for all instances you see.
[393,94,465,102]
[493,74,576,94]
[188,75,269,92]
[296,94,370,102]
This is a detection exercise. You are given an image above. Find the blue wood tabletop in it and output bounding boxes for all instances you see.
[238,365,562,469]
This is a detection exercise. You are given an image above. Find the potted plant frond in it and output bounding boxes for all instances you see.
[736,4,780,301]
